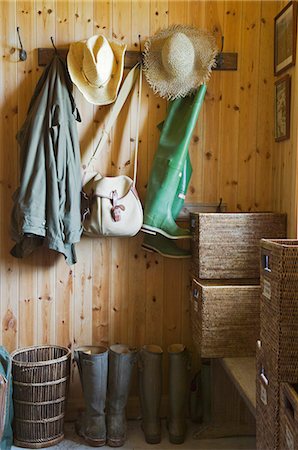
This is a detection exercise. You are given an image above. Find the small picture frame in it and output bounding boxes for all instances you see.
[274,75,291,142]
[274,1,297,76]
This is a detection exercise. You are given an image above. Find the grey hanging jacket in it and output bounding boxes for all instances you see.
[10,54,82,264]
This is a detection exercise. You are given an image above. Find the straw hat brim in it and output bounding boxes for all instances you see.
[67,40,127,106]
[143,25,218,100]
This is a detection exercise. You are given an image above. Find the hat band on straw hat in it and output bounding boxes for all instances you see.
[81,69,112,89]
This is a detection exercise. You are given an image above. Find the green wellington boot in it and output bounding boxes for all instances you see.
[167,344,191,444]
[74,346,108,447]
[138,345,163,444]
[142,85,206,239]
[106,344,138,447]
[142,153,192,258]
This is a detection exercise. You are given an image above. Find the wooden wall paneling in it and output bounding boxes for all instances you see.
[291,23,298,238]
[218,1,243,211]
[16,0,38,349]
[161,0,189,394]
[255,1,277,212]
[73,0,93,350]
[144,0,168,348]
[236,1,261,212]
[127,0,150,349]
[69,0,94,418]
[35,0,56,345]
[54,1,75,349]
[91,238,111,347]
[203,1,224,204]
[91,2,112,349]
[186,0,206,205]
[109,0,131,346]
[0,1,19,352]
[92,0,113,177]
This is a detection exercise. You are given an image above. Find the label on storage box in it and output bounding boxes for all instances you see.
[286,424,294,450]
[263,279,271,300]
[260,383,267,405]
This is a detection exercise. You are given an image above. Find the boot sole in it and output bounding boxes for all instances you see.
[76,427,106,447]
[169,434,185,445]
[106,438,125,447]
[145,436,161,444]
[141,225,191,240]
[141,244,191,259]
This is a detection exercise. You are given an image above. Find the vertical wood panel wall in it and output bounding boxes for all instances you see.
[0,0,278,406]
[271,1,298,238]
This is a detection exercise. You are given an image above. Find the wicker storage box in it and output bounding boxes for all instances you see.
[190,278,260,358]
[280,383,298,450]
[190,213,286,280]
[256,342,280,450]
[11,345,71,449]
[260,239,298,382]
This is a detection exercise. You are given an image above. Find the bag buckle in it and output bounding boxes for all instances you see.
[111,190,125,222]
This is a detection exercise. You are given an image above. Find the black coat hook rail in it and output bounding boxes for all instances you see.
[37,48,237,71]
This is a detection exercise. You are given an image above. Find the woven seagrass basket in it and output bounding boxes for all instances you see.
[280,382,298,450]
[11,345,71,448]
[190,213,286,280]
[260,239,298,382]
[256,342,280,450]
[190,278,260,358]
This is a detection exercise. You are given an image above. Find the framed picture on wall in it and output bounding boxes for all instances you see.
[274,1,297,75]
[274,75,291,142]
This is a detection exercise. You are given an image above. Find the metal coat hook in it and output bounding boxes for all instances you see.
[50,36,58,54]
[216,197,223,213]
[16,27,27,61]
[215,36,225,68]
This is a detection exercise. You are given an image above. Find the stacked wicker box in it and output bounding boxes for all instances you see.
[191,278,260,358]
[256,341,281,450]
[280,382,298,450]
[257,239,298,450]
[189,213,286,359]
[190,213,287,280]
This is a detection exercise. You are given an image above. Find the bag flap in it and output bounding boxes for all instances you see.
[93,175,134,199]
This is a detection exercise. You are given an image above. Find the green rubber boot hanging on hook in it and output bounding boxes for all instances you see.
[142,153,192,258]
[142,85,206,239]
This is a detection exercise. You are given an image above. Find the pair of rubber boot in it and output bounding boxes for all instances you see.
[74,344,137,447]
[138,344,191,444]
[142,85,206,259]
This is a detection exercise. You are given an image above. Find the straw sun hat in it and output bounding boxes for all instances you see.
[143,25,218,100]
[67,34,126,105]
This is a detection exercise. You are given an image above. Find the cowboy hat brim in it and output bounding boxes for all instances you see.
[67,40,127,106]
[143,25,218,100]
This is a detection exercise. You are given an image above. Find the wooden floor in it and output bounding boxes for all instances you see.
[12,420,256,450]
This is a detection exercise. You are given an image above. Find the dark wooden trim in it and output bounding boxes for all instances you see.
[38,48,142,68]
[213,52,238,71]
[274,1,297,76]
[38,47,238,71]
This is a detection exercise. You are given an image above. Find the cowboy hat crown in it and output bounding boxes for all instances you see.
[67,34,126,105]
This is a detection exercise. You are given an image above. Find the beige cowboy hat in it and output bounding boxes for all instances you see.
[67,34,127,105]
[143,25,218,100]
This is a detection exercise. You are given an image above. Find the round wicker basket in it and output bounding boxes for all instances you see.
[11,345,71,449]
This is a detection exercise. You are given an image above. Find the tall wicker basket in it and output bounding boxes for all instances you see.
[11,345,71,448]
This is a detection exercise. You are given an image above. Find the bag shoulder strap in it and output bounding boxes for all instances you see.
[82,63,141,171]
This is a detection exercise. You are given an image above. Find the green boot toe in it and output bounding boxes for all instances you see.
[142,234,191,258]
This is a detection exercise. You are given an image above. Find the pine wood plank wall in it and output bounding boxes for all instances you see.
[272,1,298,238]
[0,0,280,407]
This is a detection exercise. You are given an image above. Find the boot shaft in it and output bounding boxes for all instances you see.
[167,344,191,444]
[168,344,190,414]
[107,344,138,413]
[75,346,108,417]
[138,345,163,420]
